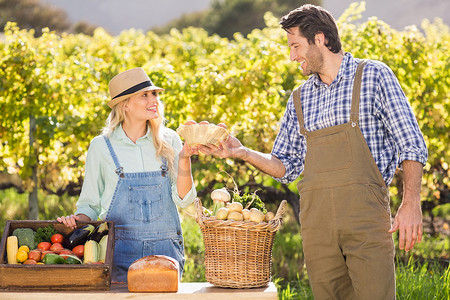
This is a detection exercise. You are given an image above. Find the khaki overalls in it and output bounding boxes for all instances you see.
[293,61,396,299]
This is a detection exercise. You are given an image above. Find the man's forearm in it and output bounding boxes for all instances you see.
[242,148,286,178]
[401,160,423,204]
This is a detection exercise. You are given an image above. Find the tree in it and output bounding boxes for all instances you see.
[153,0,322,39]
[0,24,109,218]
[0,0,98,36]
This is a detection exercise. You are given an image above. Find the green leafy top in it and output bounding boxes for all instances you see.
[233,191,267,214]
[34,225,58,244]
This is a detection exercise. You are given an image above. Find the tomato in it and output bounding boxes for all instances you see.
[28,249,42,262]
[72,244,84,259]
[37,242,51,251]
[23,259,38,265]
[50,242,64,251]
[51,233,64,244]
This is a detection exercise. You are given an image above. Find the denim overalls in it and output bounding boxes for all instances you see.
[103,136,185,282]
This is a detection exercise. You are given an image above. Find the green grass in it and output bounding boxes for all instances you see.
[274,258,450,300]
[396,258,450,300]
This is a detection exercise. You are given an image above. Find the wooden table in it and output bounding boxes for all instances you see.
[0,282,278,299]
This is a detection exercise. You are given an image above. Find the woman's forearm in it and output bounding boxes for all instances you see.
[176,156,193,199]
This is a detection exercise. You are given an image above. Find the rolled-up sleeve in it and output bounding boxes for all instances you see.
[75,138,105,221]
[170,132,197,208]
[376,65,428,167]
[271,96,307,184]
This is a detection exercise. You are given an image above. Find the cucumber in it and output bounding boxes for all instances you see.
[42,253,65,264]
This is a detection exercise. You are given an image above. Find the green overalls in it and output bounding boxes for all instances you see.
[294,61,396,299]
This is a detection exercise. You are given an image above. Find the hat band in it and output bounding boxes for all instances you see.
[111,81,152,100]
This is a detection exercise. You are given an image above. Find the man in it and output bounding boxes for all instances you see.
[199,4,427,300]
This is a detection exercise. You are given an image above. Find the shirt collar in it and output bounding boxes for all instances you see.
[312,52,356,88]
[112,123,153,144]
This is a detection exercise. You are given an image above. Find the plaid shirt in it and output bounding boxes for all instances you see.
[272,52,427,185]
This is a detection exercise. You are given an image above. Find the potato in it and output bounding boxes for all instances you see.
[242,209,250,221]
[216,207,229,220]
[228,202,243,213]
[249,208,265,223]
[265,211,275,222]
[227,211,244,221]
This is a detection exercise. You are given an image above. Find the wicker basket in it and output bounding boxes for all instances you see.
[194,198,287,288]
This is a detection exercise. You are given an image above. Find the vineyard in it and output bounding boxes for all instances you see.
[0,3,449,297]
[1,4,449,218]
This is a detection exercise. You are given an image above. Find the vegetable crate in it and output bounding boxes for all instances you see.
[0,220,115,291]
[194,198,287,288]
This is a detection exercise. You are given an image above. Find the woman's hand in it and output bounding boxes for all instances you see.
[57,214,90,230]
[180,120,246,159]
[179,143,199,158]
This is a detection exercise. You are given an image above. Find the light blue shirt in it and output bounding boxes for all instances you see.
[75,124,196,220]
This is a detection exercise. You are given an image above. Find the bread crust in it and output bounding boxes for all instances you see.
[127,255,179,292]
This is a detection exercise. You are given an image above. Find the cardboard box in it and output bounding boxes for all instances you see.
[0,220,115,291]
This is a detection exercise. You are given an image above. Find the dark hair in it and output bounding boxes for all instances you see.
[279,4,342,53]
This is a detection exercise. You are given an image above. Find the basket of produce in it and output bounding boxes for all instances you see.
[194,187,287,289]
[0,220,114,291]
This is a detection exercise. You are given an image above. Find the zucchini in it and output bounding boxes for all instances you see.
[84,240,99,263]
[7,236,18,264]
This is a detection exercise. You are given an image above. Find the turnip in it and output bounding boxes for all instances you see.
[211,188,231,203]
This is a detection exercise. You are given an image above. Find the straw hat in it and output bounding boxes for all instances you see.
[107,67,164,108]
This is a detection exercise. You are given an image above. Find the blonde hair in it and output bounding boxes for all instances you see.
[102,98,176,176]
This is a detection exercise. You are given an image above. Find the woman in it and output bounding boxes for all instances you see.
[57,67,197,282]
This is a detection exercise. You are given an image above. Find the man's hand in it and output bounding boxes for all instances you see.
[388,160,424,252]
[182,121,247,160]
[388,201,423,252]
[198,135,247,160]
[184,120,286,178]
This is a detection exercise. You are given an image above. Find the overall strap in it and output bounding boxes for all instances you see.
[160,158,168,177]
[102,135,125,178]
[350,60,368,125]
[293,87,308,136]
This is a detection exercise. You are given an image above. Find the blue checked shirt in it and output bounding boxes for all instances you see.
[272,52,427,185]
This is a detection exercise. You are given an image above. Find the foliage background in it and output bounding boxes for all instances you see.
[0,2,448,221]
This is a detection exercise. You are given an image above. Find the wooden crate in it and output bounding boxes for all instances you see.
[0,220,115,291]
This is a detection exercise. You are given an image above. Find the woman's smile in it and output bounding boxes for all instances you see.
[146,103,158,113]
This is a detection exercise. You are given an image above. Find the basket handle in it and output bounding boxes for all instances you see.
[267,200,287,232]
[194,198,204,227]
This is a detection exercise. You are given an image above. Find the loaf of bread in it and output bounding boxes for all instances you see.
[127,255,179,292]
